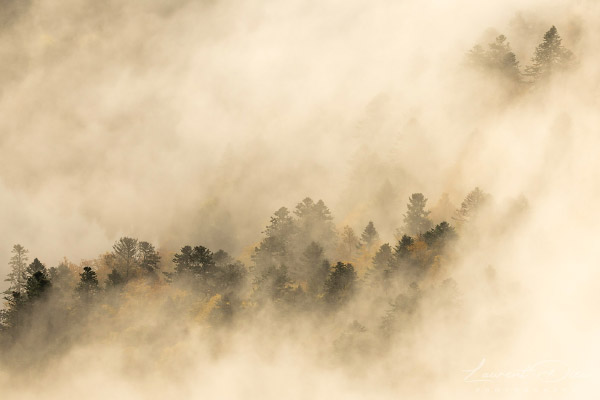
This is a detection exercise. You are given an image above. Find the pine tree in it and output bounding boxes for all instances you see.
[294,198,336,251]
[360,221,379,248]
[138,241,161,276]
[323,262,357,306]
[4,244,29,295]
[403,193,433,235]
[112,237,139,280]
[76,266,99,303]
[468,35,521,83]
[24,269,51,301]
[525,26,573,82]
[454,187,490,223]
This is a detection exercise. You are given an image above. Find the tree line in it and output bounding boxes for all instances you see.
[467,25,574,86]
[0,187,499,363]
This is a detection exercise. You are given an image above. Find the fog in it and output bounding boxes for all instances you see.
[0,0,599,398]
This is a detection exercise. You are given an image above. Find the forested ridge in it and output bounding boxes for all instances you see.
[0,185,526,369]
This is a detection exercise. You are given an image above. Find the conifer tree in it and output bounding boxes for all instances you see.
[4,244,29,295]
[525,26,573,82]
[360,221,379,248]
[403,193,433,235]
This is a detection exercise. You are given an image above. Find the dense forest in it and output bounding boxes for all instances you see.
[1,185,522,369]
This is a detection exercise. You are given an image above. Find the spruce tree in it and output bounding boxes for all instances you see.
[360,221,379,248]
[525,26,573,82]
[403,193,433,235]
[4,244,29,295]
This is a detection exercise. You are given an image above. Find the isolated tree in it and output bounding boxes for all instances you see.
[360,221,379,248]
[4,244,28,295]
[76,266,99,303]
[112,237,139,280]
[525,26,573,82]
[324,262,357,306]
[403,193,433,235]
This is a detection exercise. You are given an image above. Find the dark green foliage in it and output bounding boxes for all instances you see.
[525,26,573,82]
[25,258,46,277]
[422,221,457,249]
[0,194,472,360]
[403,193,432,236]
[138,241,161,276]
[360,221,379,248]
[24,268,51,301]
[76,266,99,303]
[394,235,414,261]
[173,245,215,277]
[324,262,357,306]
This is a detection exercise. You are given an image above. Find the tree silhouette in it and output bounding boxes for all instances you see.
[112,237,139,280]
[525,26,573,82]
[403,193,432,235]
[360,221,379,248]
[454,187,490,223]
[324,262,357,307]
[4,244,29,296]
[468,35,521,83]
[138,241,161,276]
[77,266,99,304]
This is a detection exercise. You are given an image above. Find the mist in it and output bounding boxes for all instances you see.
[0,0,599,398]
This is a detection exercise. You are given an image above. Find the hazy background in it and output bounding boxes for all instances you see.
[1,0,599,398]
